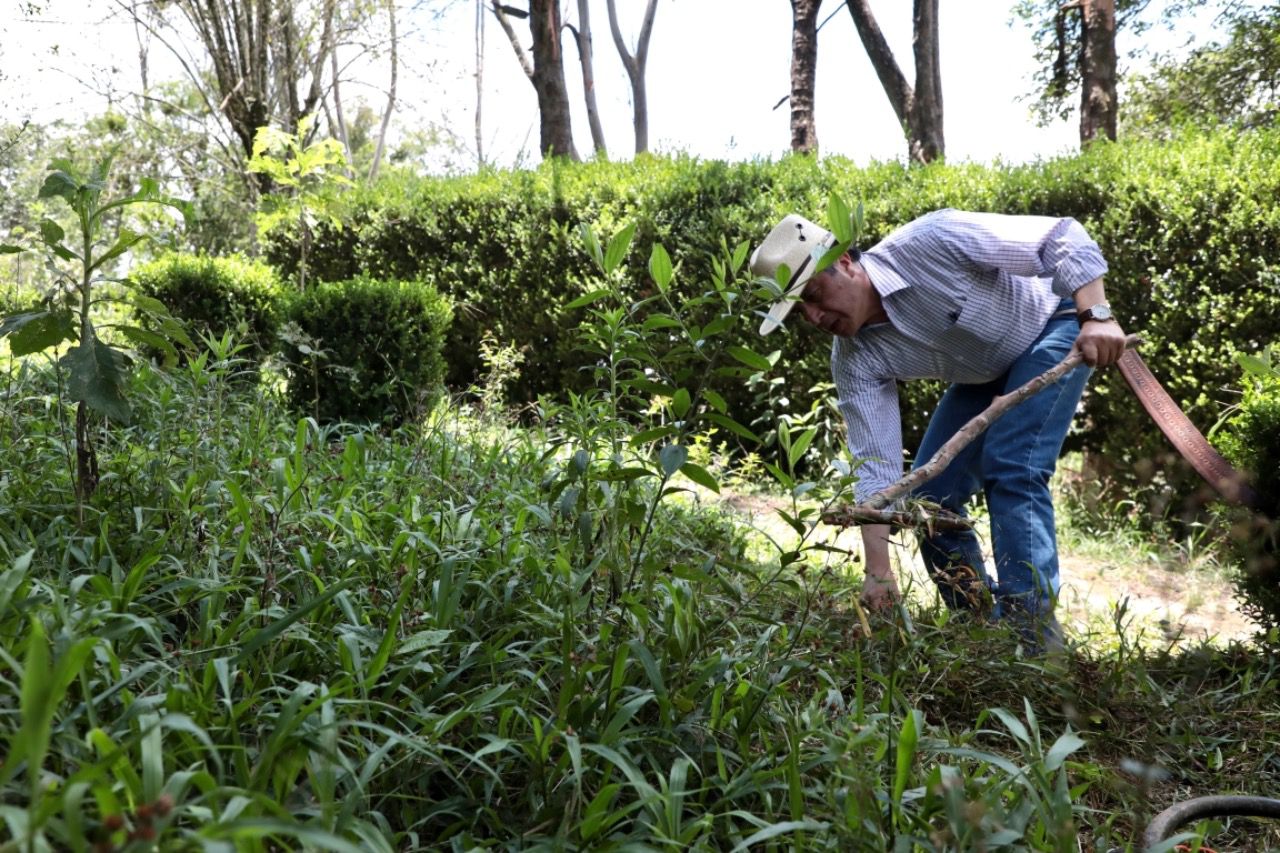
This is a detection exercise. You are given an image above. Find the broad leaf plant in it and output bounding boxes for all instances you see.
[0,156,192,509]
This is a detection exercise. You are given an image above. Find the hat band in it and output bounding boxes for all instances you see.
[787,254,813,290]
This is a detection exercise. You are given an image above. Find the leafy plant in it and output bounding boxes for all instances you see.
[0,156,190,510]
[248,114,353,291]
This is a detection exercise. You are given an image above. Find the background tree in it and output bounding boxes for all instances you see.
[605,0,659,156]
[1078,0,1118,143]
[1011,0,1208,145]
[568,0,610,157]
[1122,4,1280,135]
[789,0,822,154]
[492,0,579,160]
[843,0,944,163]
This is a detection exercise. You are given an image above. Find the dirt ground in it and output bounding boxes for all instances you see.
[717,491,1258,647]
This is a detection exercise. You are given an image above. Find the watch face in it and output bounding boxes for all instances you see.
[1090,305,1113,321]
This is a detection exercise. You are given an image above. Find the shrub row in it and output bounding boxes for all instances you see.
[261,129,1280,511]
[132,254,451,425]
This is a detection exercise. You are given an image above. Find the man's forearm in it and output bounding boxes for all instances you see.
[861,523,893,578]
[1072,277,1108,312]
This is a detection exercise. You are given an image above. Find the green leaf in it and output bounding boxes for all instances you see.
[827,194,853,243]
[0,244,23,254]
[659,443,688,476]
[38,218,65,245]
[117,325,178,367]
[680,462,720,493]
[642,314,682,331]
[6,308,74,356]
[705,412,761,443]
[566,288,611,310]
[129,293,174,319]
[578,223,604,269]
[1044,730,1086,772]
[89,228,148,272]
[631,424,678,444]
[730,821,829,853]
[703,388,728,413]
[65,337,131,422]
[233,577,360,664]
[38,169,80,202]
[727,345,772,372]
[649,243,673,291]
[893,709,921,804]
[622,377,674,397]
[671,388,691,419]
[788,426,817,468]
[1238,353,1278,379]
[604,223,636,274]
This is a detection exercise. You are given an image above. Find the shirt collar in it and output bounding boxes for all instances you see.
[859,249,910,299]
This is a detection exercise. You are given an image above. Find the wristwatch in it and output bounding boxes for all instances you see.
[1077,303,1114,324]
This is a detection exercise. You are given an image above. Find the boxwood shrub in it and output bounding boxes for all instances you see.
[1217,349,1280,634]
[131,252,285,363]
[281,276,452,425]
[264,128,1280,514]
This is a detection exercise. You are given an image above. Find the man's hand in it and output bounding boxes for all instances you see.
[860,572,901,612]
[1073,319,1128,368]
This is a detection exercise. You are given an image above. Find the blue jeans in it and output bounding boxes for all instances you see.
[911,302,1090,626]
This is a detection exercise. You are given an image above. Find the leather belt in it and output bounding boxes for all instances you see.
[1116,349,1261,509]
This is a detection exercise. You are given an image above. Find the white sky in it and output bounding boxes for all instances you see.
[0,0,1237,170]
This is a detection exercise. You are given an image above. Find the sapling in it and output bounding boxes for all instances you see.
[0,156,191,513]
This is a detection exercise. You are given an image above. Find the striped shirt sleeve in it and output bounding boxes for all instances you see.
[925,209,1109,298]
[831,345,903,504]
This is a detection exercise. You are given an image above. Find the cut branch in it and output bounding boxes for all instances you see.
[834,334,1143,524]
[822,505,975,531]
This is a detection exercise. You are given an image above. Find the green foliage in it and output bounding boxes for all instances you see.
[1,344,1278,849]
[265,129,1280,514]
[1217,344,1280,633]
[0,155,191,506]
[3,232,1280,850]
[1123,5,1280,137]
[131,252,286,364]
[281,275,451,425]
[249,114,353,291]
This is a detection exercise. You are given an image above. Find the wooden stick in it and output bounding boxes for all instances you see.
[837,334,1143,522]
[822,504,975,531]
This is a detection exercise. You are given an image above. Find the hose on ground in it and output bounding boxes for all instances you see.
[1143,795,1280,850]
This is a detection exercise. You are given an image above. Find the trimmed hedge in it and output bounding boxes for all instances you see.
[131,252,285,363]
[281,276,452,425]
[265,129,1280,510]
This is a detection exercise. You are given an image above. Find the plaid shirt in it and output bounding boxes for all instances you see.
[830,209,1109,502]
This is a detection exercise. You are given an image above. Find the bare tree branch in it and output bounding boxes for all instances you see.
[853,334,1143,514]
[491,0,535,79]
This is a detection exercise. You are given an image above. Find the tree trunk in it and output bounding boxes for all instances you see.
[843,0,945,163]
[908,0,943,163]
[571,0,608,156]
[368,0,398,180]
[475,0,485,165]
[492,0,578,160]
[605,0,659,155]
[330,45,355,176]
[1079,0,1117,144]
[789,0,821,154]
[529,0,578,159]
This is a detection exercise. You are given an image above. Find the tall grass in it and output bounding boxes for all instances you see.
[2,342,1278,851]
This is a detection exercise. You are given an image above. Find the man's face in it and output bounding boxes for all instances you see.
[798,255,863,337]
